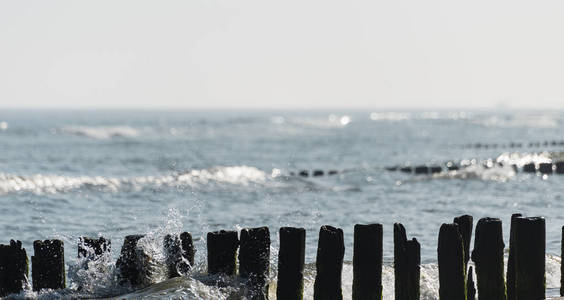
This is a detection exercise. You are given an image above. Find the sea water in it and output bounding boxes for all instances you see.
[1,109,563,299]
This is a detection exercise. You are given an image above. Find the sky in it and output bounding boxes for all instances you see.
[0,0,563,109]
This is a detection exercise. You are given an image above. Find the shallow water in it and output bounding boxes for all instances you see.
[1,109,564,299]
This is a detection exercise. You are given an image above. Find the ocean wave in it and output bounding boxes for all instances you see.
[472,113,560,128]
[369,111,469,122]
[0,166,273,195]
[280,114,352,128]
[18,254,560,299]
[60,125,142,139]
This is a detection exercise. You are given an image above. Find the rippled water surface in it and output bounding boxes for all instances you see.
[1,109,564,299]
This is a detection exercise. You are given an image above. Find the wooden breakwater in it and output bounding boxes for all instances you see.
[0,214,559,299]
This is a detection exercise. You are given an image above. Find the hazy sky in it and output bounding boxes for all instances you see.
[1,1,563,109]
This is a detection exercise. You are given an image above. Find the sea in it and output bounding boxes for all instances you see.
[1,109,563,299]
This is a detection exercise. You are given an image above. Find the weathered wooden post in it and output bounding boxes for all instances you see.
[0,240,28,297]
[467,266,476,300]
[471,218,506,300]
[314,225,344,300]
[555,161,564,174]
[394,223,420,300]
[438,223,466,300]
[538,163,553,174]
[523,163,536,173]
[115,234,145,286]
[164,232,195,278]
[353,223,382,300]
[277,227,306,300]
[453,215,473,268]
[78,236,110,260]
[207,230,239,276]
[32,239,65,291]
[506,213,521,300]
[239,226,270,300]
[415,166,429,174]
[514,217,545,299]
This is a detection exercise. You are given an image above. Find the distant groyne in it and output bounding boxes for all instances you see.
[0,214,559,299]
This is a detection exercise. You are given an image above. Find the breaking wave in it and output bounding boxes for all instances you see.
[60,125,142,139]
[0,166,274,195]
[12,255,561,299]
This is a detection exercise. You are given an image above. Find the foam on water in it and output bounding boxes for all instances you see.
[0,166,273,195]
[60,125,142,140]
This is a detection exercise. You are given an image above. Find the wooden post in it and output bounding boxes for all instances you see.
[277,227,306,300]
[0,240,28,297]
[555,161,564,174]
[514,217,545,299]
[115,234,145,286]
[405,238,421,299]
[353,223,383,300]
[164,232,195,278]
[314,225,344,300]
[78,236,110,260]
[471,218,506,300]
[538,163,553,174]
[506,213,522,300]
[394,223,420,300]
[32,239,65,291]
[523,163,536,173]
[467,266,476,300]
[438,223,466,300]
[453,215,473,268]
[239,226,270,300]
[207,230,239,276]
[415,166,429,174]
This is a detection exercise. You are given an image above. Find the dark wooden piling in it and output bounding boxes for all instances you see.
[523,163,536,173]
[352,224,382,300]
[314,225,344,300]
[539,163,553,174]
[467,266,476,300]
[313,170,324,176]
[207,230,239,276]
[115,234,145,286]
[0,240,28,297]
[32,239,65,291]
[239,226,270,300]
[453,215,473,267]
[415,166,429,174]
[78,236,110,260]
[394,223,420,300]
[400,166,412,173]
[164,232,195,278]
[555,161,564,174]
[447,162,460,171]
[471,218,506,300]
[438,223,466,300]
[277,227,306,300]
[514,217,545,300]
[506,213,522,300]
[561,226,564,297]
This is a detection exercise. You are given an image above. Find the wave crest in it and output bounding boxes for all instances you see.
[0,166,270,195]
[60,126,141,139]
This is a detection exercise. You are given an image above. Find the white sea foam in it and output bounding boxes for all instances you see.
[369,111,469,122]
[60,125,142,139]
[0,166,271,195]
[286,114,352,128]
[473,113,560,128]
